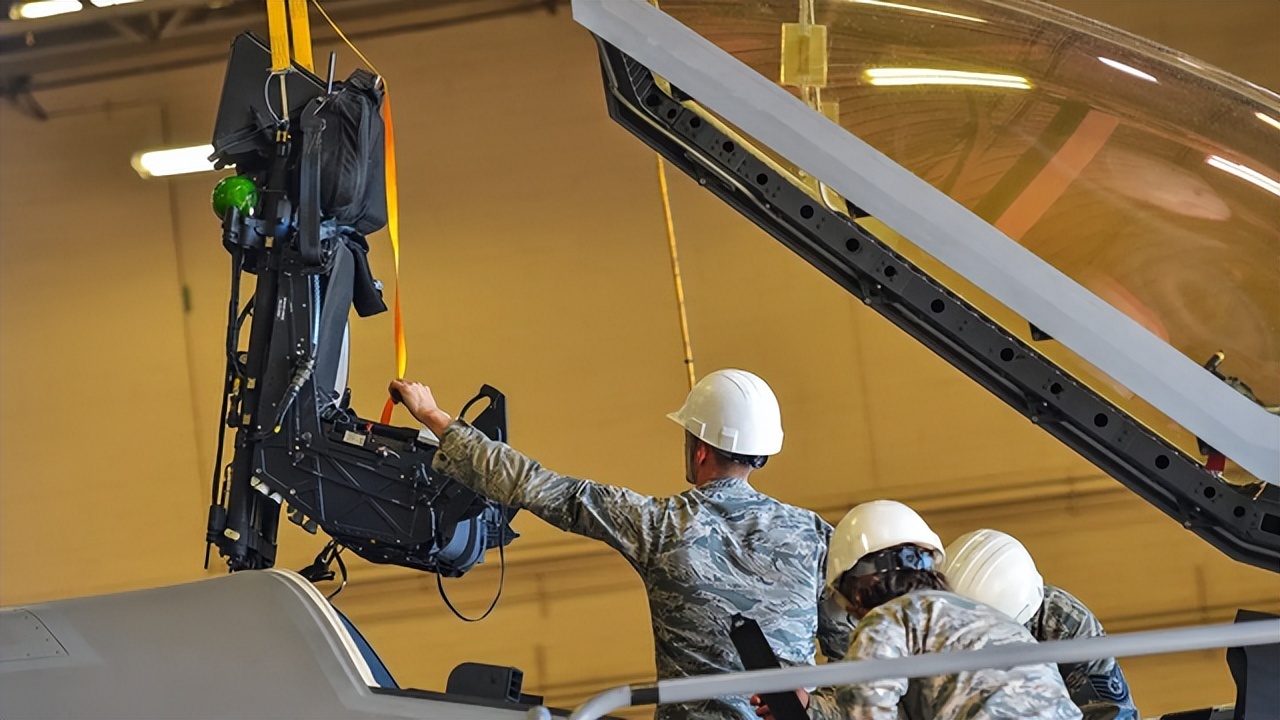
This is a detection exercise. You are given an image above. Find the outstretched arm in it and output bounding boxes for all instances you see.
[392,379,664,567]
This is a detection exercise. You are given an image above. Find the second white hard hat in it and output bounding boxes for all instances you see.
[942,529,1045,624]
[826,500,944,586]
[667,369,784,456]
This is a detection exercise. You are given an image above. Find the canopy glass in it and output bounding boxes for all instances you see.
[646,0,1280,483]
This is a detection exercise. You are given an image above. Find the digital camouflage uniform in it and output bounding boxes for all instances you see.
[1025,585,1137,720]
[432,422,850,720]
[807,590,1081,720]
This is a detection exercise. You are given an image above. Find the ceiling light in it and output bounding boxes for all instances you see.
[8,0,82,20]
[132,145,218,178]
[1206,155,1280,198]
[1256,112,1280,133]
[849,0,986,23]
[89,0,144,6]
[864,68,1031,90]
[1098,57,1158,83]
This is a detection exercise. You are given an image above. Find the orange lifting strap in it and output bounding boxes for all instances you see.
[271,0,407,424]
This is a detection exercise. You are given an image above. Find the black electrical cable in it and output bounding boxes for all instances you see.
[225,248,245,371]
[204,377,232,571]
[326,547,348,601]
[227,298,253,377]
[299,539,350,600]
[266,355,316,436]
[208,380,231,511]
[435,534,505,623]
[433,389,509,621]
[206,247,248,569]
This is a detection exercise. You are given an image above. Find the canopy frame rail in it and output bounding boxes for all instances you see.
[576,35,1280,573]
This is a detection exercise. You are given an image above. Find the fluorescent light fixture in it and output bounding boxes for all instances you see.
[864,68,1031,90]
[849,0,986,23]
[1256,111,1280,133]
[1098,57,1158,83]
[8,0,82,19]
[132,144,218,178]
[1206,155,1280,198]
[89,0,144,6]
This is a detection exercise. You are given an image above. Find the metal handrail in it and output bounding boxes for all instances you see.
[556,619,1280,720]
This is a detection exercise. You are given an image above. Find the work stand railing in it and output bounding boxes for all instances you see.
[532,619,1279,720]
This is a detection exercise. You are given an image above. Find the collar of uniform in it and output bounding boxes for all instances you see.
[695,476,752,495]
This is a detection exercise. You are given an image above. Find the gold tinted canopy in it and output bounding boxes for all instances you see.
[645,0,1280,482]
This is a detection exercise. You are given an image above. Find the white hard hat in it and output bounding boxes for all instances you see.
[942,529,1045,624]
[667,369,783,456]
[826,500,944,586]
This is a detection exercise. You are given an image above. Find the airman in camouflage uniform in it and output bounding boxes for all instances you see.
[807,590,1082,720]
[1026,585,1137,720]
[759,502,1081,720]
[941,529,1137,720]
[393,372,850,720]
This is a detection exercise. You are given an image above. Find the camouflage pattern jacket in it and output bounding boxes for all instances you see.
[808,590,1082,720]
[1026,585,1138,720]
[432,422,850,720]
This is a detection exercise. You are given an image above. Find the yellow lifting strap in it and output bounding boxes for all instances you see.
[265,0,291,71]
[265,0,315,73]
[288,0,315,72]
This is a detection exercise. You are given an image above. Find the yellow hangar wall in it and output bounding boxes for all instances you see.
[1,1,1277,717]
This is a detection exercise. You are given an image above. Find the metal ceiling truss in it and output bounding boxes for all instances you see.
[1,0,560,94]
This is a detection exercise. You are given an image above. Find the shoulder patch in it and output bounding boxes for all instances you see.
[1089,671,1131,703]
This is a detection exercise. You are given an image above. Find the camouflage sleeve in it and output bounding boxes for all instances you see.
[1072,665,1138,720]
[817,588,854,661]
[806,688,845,720]
[432,421,664,568]
[1034,587,1138,720]
[816,518,855,661]
[806,608,908,720]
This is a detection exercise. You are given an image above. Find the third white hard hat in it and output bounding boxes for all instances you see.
[941,529,1045,624]
[667,369,783,456]
[826,500,944,586]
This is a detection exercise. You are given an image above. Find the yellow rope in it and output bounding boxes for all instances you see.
[656,155,696,391]
[309,0,384,84]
